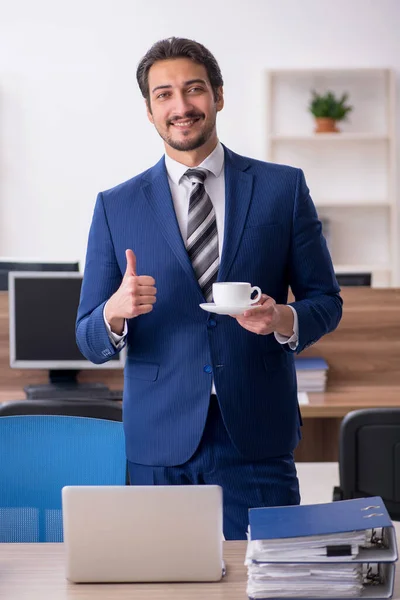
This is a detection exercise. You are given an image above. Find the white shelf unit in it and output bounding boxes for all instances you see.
[270,133,390,141]
[266,68,398,287]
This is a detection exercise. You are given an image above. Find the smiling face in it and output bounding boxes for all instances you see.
[146,57,224,165]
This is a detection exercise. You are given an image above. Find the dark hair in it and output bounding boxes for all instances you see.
[136,37,224,105]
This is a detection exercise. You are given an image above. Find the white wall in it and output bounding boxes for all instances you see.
[1,0,399,268]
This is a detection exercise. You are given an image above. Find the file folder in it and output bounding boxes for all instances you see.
[247,562,396,600]
[294,357,329,371]
[246,498,398,599]
[249,497,393,540]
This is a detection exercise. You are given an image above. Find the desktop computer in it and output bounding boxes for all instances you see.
[0,259,80,291]
[8,272,125,400]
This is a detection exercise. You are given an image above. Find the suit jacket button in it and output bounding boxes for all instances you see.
[203,365,212,374]
[207,319,217,328]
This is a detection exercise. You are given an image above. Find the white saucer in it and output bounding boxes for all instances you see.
[199,303,260,316]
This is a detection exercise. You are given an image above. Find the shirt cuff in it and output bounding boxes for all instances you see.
[103,304,127,348]
[274,305,299,350]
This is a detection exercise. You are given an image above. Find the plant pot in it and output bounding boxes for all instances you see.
[314,117,339,133]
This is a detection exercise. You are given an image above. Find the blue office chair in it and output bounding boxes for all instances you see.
[0,415,126,542]
[0,398,122,420]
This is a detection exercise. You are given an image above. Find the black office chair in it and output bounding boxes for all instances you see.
[0,398,122,420]
[333,408,400,520]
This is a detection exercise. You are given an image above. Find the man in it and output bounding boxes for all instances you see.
[76,37,342,540]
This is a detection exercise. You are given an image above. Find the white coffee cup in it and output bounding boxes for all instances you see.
[212,282,262,307]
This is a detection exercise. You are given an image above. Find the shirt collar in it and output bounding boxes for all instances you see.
[165,142,225,185]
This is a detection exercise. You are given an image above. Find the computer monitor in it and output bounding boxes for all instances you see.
[8,272,125,399]
[0,259,80,291]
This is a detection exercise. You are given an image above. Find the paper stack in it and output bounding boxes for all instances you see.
[294,357,328,393]
[246,497,398,600]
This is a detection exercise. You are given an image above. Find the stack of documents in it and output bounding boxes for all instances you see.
[246,497,398,599]
[294,357,328,392]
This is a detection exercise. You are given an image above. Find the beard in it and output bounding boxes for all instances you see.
[165,130,210,152]
[155,110,217,152]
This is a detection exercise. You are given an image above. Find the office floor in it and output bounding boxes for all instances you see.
[297,462,339,505]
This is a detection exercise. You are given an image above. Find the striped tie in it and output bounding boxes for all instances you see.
[185,168,219,302]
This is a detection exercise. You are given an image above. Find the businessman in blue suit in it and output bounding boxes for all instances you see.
[76,37,342,540]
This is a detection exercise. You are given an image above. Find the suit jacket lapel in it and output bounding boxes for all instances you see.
[142,157,203,297]
[218,146,254,282]
[142,148,254,296]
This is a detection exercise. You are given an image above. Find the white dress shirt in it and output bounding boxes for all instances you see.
[104,143,299,383]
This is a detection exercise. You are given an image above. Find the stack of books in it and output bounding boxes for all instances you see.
[294,357,328,393]
[246,497,398,599]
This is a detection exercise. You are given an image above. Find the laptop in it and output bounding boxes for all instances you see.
[62,484,224,583]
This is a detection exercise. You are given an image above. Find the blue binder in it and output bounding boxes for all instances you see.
[294,357,328,371]
[249,497,392,541]
[246,497,398,599]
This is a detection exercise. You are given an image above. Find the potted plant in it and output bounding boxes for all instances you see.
[308,90,353,133]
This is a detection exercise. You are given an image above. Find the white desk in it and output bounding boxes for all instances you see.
[1,541,247,600]
[2,530,400,600]
[0,463,397,600]
[297,461,339,505]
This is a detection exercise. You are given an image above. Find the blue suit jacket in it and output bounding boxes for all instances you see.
[76,146,342,466]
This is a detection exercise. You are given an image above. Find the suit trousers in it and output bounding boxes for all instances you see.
[127,395,300,540]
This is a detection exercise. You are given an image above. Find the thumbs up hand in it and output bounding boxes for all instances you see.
[124,248,137,277]
[104,249,157,334]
